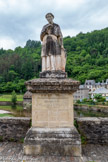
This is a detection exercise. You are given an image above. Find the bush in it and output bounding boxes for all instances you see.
[94,94,106,102]
[76,100,81,104]
[82,98,88,103]
[11,90,17,108]
[88,99,95,105]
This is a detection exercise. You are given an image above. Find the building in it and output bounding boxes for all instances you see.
[84,79,108,92]
[90,87,108,101]
[84,80,95,91]
[105,79,108,89]
[73,85,89,102]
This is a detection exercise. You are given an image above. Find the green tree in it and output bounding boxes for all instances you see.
[94,94,106,102]
[11,90,17,108]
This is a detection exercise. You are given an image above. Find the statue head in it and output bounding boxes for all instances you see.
[45,13,54,24]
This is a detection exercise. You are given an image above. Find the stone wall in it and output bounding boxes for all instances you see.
[74,104,108,113]
[0,117,108,144]
[0,117,31,141]
[76,117,108,144]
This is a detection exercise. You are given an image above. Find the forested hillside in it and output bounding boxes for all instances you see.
[0,40,41,93]
[65,27,108,83]
[0,27,108,93]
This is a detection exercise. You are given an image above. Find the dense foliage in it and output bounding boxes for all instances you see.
[0,40,41,93]
[64,27,108,83]
[0,27,108,93]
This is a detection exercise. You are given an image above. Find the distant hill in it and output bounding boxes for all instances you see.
[64,27,108,83]
[0,28,108,93]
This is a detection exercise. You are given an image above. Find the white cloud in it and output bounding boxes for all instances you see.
[0,37,16,50]
[0,0,108,49]
[56,0,86,10]
[89,7,108,26]
[0,0,32,16]
[63,28,79,37]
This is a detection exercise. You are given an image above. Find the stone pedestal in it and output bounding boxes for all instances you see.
[23,76,81,159]
[24,127,81,157]
[40,70,67,78]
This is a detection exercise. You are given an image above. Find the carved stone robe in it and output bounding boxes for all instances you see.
[40,23,66,72]
[40,23,63,57]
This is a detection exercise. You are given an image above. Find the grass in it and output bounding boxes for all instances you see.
[0,113,14,117]
[74,119,87,144]
[0,94,23,102]
[0,105,23,111]
[0,105,12,111]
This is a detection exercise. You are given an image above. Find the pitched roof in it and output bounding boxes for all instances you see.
[85,80,95,84]
[23,91,32,99]
[92,87,108,94]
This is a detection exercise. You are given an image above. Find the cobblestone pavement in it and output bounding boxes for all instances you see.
[82,144,108,162]
[0,142,108,162]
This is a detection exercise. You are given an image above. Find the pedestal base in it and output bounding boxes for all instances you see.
[40,70,67,78]
[24,127,82,157]
[24,75,81,160]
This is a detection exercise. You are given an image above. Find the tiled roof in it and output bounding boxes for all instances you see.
[92,87,108,94]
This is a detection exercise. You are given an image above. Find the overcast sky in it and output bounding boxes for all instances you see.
[0,0,108,50]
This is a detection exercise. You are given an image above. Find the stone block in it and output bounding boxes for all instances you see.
[25,78,80,93]
[24,127,82,156]
[32,93,74,127]
[40,70,67,78]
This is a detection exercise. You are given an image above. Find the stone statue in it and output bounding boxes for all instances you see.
[40,13,66,72]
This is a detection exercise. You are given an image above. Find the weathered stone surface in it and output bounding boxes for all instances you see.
[23,90,32,99]
[40,70,67,78]
[1,116,108,145]
[82,144,108,162]
[76,117,108,144]
[23,90,32,110]
[24,73,80,157]
[24,127,82,157]
[1,142,108,161]
[41,13,66,72]
[0,117,31,141]
[32,93,74,127]
[25,78,80,93]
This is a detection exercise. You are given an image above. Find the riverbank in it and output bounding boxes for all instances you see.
[74,103,108,113]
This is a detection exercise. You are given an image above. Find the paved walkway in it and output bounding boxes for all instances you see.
[0,142,108,162]
[82,144,108,162]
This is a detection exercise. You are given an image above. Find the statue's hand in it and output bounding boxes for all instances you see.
[47,24,53,28]
[46,24,52,35]
[45,24,52,32]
